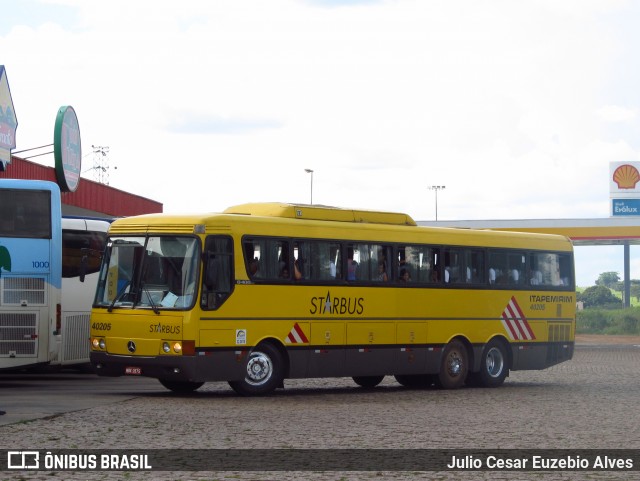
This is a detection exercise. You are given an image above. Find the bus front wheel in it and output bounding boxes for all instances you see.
[159,380,204,393]
[437,340,468,389]
[229,343,284,396]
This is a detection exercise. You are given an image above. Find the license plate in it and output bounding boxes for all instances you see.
[125,366,142,375]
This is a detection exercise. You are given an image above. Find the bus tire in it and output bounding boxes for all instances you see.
[229,343,284,396]
[159,380,204,393]
[437,339,468,389]
[472,338,509,388]
[352,375,384,388]
[394,374,434,388]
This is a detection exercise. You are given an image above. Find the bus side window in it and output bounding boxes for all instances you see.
[346,246,358,281]
[397,246,422,284]
[558,254,573,287]
[465,249,485,284]
[243,240,262,279]
[202,236,234,310]
[507,252,525,285]
[444,248,463,284]
[488,250,507,285]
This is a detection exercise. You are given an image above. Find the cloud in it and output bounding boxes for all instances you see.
[302,0,383,7]
[1,0,639,227]
[597,105,638,123]
[165,113,283,135]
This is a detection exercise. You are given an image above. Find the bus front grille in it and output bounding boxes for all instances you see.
[0,312,38,357]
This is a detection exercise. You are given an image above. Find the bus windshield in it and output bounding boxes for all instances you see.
[94,235,199,310]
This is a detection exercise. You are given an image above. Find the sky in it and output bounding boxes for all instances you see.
[1,0,640,286]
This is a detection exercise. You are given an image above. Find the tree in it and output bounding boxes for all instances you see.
[580,285,622,309]
[611,281,624,293]
[596,272,620,289]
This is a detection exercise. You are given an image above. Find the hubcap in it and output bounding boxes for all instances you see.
[245,352,272,386]
[485,347,504,378]
[447,351,462,377]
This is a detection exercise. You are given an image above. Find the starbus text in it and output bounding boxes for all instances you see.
[310,293,364,315]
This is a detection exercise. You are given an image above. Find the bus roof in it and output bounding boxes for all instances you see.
[223,203,417,226]
[0,178,60,192]
[108,204,572,251]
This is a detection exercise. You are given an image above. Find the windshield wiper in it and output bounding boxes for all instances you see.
[141,284,160,315]
[107,280,132,313]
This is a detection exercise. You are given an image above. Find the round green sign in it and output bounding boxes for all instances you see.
[54,106,81,192]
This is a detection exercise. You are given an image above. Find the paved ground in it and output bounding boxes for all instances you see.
[0,371,160,427]
[0,336,639,480]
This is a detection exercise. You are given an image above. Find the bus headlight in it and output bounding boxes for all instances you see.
[162,342,171,353]
[91,338,106,350]
[173,342,182,353]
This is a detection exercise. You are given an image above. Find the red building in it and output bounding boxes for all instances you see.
[1,156,162,218]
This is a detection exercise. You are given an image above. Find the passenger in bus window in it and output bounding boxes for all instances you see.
[347,247,357,280]
[329,260,336,278]
[377,262,388,282]
[398,249,408,272]
[294,260,303,280]
[489,267,496,284]
[399,268,411,283]
[249,257,260,278]
[534,270,543,285]
[510,268,519,284]
[431,270,439,282]
[278,245,290,279]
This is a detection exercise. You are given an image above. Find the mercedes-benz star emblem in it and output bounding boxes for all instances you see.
[127,341,136,353]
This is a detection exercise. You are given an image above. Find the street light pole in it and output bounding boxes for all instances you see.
[428,185,446,221]
[305,168,314,204]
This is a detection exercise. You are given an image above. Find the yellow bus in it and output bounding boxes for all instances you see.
[89,203,575,395]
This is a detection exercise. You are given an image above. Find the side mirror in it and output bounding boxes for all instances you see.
[79,255,88,283]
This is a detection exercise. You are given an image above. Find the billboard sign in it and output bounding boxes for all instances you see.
[612,199,640,217]
[610,162,640,217]
[54,106,81,192]
[0,66,17,171]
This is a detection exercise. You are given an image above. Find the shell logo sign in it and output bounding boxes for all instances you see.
[610,162,640,193]
[610,161,640,217]
[612,164,640,189]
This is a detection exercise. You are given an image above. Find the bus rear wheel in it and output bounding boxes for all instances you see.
[229,343,284,396]
[159,380,204,393]
[352,375,384,388]
[437,339,468,389]
[469,339,509,388]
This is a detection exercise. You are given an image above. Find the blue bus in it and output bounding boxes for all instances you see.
[0,179,109,370]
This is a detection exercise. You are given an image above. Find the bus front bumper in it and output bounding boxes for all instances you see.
[90,351,246,382]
